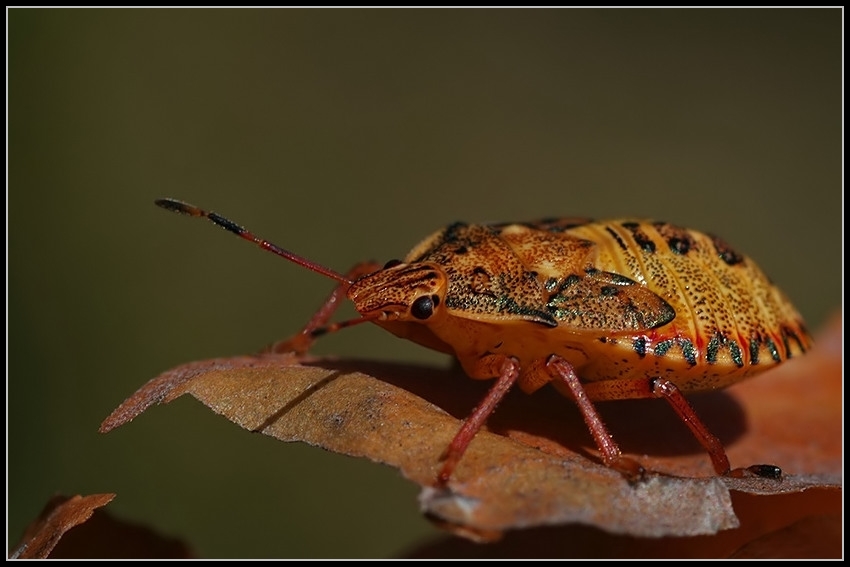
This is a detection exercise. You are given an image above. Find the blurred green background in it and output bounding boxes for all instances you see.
[8,8,841,558]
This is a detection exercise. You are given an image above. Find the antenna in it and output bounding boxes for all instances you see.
[155,198,353,285]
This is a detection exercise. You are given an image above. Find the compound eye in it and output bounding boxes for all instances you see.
[410,295,434,320]
[383,259,403,269]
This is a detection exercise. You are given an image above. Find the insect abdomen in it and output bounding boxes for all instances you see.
[562,220,811,374]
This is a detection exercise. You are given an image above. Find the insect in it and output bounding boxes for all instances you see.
[156,198,811,484]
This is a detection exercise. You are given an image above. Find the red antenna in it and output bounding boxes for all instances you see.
[155,198,353,286]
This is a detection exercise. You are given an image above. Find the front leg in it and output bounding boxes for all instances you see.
[266,261,381,355]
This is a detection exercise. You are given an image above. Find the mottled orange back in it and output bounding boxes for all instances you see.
[401,219,810,397]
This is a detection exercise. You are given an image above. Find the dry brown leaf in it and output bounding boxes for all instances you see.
[9,493,193,559]
[9,494,115,559]
[100,313,842,542]
[46,506,194,559]
[405,490,842,558]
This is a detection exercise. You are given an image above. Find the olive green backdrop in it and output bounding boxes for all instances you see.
[8,8,841,559]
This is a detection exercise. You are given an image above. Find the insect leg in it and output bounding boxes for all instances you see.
[582,377,781,479]
[651,378,731,475]
[267,261,382,354]
[437,355,521,485]
[651,378,781,479]
[650,378,733,475]
[547,356,646,481]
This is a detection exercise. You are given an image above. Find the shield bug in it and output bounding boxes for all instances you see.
[156,198,811,484]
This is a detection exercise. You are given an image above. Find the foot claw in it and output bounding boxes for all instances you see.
[266,333,313,355]
[611,456,647,483]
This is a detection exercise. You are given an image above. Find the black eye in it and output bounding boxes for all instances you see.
[411,296,434,320]
[383,259,403,269]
